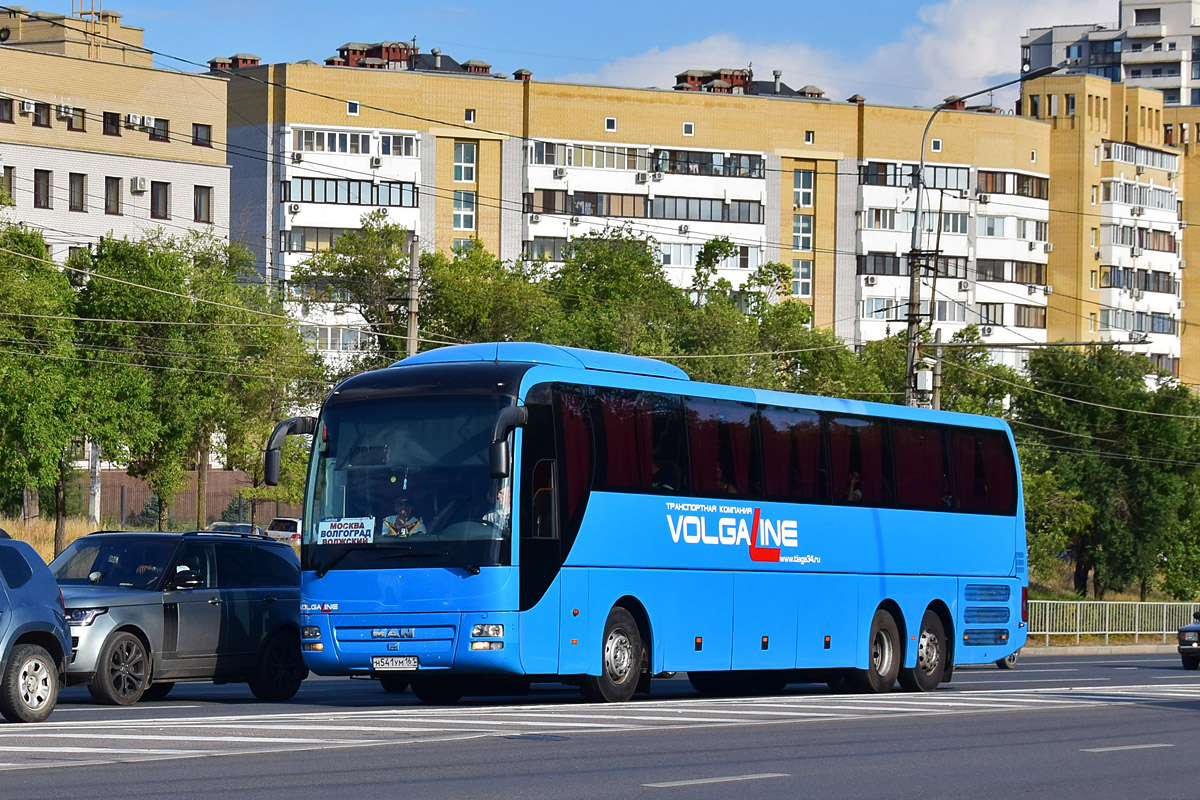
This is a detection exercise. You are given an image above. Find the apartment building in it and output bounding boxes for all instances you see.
[1022,0,1200,106]
[0,21,229,262]
[222,52,1053,364]
[1019,75,1184,376]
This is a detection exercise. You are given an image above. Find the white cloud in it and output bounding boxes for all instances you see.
[554,0,1112,108]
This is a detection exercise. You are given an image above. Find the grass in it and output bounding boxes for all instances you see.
[0,516,99,564]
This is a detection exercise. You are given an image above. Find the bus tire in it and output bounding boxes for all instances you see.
[411,678,463,705]
[581,607,642,703]
[379,674,409,693]
[850,609,901,694]
[996,650,1021,670]
[898,610,945,692]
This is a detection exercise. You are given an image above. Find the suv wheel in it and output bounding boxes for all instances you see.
[248,629,307,701]
[0,644,59,723]
[89,631,149,705]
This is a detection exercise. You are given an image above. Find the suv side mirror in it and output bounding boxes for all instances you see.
[169,570,205,590]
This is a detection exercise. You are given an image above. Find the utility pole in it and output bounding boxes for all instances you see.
[406,233,420,358]
[932,328,943,411]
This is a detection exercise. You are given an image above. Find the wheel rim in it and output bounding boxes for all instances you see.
[18,657,51,712]
[108,639,146,700]
[603,627,634,684]
[870,627,894,676]
[916,627,941,676]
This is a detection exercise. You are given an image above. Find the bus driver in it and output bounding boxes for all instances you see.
[381,495,427,538]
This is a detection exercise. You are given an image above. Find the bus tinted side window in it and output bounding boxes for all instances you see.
[890,421,950,510]
[951,429,1017,514]
[594,389,687,494]
[827,415,890,505]
[759,407,824,503]
[554,385,593,544]
[684,397,754,498]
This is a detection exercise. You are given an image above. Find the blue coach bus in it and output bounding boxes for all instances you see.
[265,342,1026,704]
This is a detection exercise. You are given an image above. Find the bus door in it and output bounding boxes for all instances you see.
[518,394,560,674]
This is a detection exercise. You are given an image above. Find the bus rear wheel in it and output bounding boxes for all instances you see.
[581,607,642,703]
[849,609,901,694]
[411,677,463,705]
[898,610,945,692]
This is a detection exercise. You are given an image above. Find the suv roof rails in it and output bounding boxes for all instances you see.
[182,529,272,540]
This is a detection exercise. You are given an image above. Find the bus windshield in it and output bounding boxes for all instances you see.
[303,392,515,573]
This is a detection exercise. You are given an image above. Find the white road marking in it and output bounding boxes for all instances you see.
[0,732,376,745]
[1081,743,1174,753]
[644,773,789,788]
[0,745,203,755]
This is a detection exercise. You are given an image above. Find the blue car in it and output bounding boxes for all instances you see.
[0,538,70,723]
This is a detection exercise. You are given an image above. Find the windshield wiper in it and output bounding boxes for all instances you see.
[314,543,413,578]
[380,550,482,575]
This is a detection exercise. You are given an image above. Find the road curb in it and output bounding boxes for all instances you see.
[1022,644,1177,656]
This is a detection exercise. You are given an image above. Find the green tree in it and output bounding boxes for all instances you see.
[1021,466,1094,587]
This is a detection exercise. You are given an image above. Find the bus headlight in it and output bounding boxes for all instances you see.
[302,626,321,639]
[471,624,504,638]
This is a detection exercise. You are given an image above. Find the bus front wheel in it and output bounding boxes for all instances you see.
[581,607,642,703]
[850,609,901,694]
[898,610,945,692]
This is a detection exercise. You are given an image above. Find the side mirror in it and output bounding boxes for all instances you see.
[169,570,205,590]
[489,406,528,479]
[264,416,317,486]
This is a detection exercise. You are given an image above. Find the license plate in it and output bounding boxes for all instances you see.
[372,655,418,671]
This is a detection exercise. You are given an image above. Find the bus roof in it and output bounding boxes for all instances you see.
[394,342,691,381]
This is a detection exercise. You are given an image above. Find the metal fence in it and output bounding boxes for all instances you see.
[1028,600,1200,644]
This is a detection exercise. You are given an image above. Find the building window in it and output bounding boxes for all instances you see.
[605,117,617,132]
[977,303,1004,325]
[453,190,476,230]
[792,214,813,251]
[2,166,15,201]
[32,103,50,127]
[150,181,170,219]
[33,170,51,208]
[454,142,477,182]
[794,169,814,208]
[1066,94,1076,116]
[804,130,815,144]
[194,186,213,223]
[683,122,695,136]
[931,138,942,153]
[978,215,1005,237]
[67,108,86,131]
[69,173,86,212]
[0,99,11,123]
[104,176,121,215]
[1030,149,1037,163]
[1014,304,1047,329]
[1090,270,1097,290]
[465,108,476,124]
[452,238,475,254]
[347,101,360,116]
[1089,313,1096,331]
[150,117,169,142]
[103,111,120,136]
[1028,95,1039,117]
[192,123,212,147]
[792,259,812,298]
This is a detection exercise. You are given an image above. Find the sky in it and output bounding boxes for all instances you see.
[114,0,1116,109]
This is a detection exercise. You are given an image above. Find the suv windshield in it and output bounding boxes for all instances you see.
[303,392,514,573]
[52,536,180,590]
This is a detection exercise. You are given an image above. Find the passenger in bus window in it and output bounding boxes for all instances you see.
[381,495,427,538]
[846,471,863,502]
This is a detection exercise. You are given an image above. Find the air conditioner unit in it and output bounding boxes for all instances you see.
[370,156,382,168]
[287,203,300,214]
[1131,206,1144,216]
[570,215,580,225]
[291,152,304,163]
[1132,246,1144,256]
[1044,285,1054,295]
[56,104,73,119]
[529,213,541,223]
[1043,242,1054,253]
[1170,171,1178,180]
[678,224,689,235]
[1136,165,1145,175]
[1027,284,1038,295]
[978,193,990,204]
[125,113,142,127]
[1179,300,1187,309]
[1028,241,1037,251]
[553,167,567,179]
[18,100,33,115]
[635,172,649,184]
[864,275,878,286]
[129,176,148,193]
[981,326,995,336]
[651,171,665,181]
[142,114,156,129]
[957,280,969,291]
[1180,260,1187,269]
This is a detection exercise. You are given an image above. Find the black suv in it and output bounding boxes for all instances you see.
[50,530,306,705]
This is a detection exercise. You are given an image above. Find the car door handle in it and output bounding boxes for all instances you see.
[262,596,278,603]
[207,597,221,605]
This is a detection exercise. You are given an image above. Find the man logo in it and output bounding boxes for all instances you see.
[372,628,414,639]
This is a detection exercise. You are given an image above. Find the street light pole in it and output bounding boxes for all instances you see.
[903,63,1062,407]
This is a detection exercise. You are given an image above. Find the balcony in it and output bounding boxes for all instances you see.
[1122,47,1182,64]
[1124,22,1165,38]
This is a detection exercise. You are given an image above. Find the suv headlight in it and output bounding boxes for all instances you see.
[66,607,107,627]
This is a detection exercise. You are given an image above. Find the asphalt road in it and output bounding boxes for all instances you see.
[4,652,1200,799]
